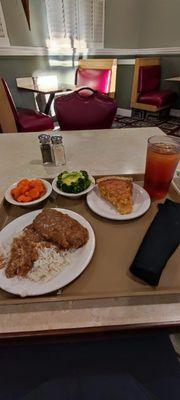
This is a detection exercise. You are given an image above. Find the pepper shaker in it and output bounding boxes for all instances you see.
[51,135,66,166]
[38,134,54,165]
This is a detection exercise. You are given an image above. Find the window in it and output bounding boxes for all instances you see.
[45,0,105,52]
[0,1,9,46]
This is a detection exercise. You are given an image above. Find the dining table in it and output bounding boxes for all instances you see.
[16,77,77,114]
[0,126,180,340]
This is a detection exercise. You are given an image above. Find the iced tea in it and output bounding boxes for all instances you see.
[144,136,180,199]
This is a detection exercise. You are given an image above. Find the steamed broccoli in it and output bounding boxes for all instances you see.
[57,170,91,193]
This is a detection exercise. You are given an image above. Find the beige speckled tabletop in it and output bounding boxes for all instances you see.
[0,127,163,199]
[0,127,180,338]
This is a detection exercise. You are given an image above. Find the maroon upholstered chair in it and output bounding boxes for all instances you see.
[75,59,117,98]
[0,78,54,133]
[54,87,117,131]
[131,58,177,113]
[75,68,112,94]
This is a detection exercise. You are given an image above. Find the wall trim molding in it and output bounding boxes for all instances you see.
[117,108,132,117]
[117,59,135,65]
[117,107,180,118]
[1,45,180,57]
[170,108,180,118]
[90,47,180,56]
[0,46,49,56]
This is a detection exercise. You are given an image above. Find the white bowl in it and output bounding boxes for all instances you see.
[52,175,95,198]
[5,179,52,207]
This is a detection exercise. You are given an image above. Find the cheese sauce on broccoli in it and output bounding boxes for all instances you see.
[57,171,91,193]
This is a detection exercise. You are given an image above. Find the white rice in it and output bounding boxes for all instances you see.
[27,247,70,282]
[0,236,71,283]
[0,234,18,262]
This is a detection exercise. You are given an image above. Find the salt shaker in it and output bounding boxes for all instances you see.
[51,135,66,166]
[38,134,54,164]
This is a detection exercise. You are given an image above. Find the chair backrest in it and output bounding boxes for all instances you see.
[138,65,161,95]
[131,57,161,107]
[75,59,117,98]
[54,87,117,131]
[0,78,18,133]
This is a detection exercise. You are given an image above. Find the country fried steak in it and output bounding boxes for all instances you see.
[33,209,89,249]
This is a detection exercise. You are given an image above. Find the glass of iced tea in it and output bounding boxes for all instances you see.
[144,135,180,199]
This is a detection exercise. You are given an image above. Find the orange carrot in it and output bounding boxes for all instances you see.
[11,187,21,200]
[29,180,37,188]
[17,194,32,202]
[30,179,45,193]
[28,188,40,200]
[17,179,29,187]
[19,184,29,195]
[11,178,46,202]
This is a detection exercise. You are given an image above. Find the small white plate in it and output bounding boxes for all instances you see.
[52,175,95,198]
[86,183,151,220]
[0,208,95,297]
[5,179,52,207]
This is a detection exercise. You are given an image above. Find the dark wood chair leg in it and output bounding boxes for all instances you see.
[44,93,55,115]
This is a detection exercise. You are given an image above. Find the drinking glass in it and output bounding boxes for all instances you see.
[144,135,180,199]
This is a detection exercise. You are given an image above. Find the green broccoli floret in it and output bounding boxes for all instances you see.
[56,170,91,194]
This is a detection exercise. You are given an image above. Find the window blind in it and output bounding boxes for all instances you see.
[45,0,104,51]
[0,1,9,46]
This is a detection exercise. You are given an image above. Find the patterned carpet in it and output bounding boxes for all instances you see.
[113,115,180,136]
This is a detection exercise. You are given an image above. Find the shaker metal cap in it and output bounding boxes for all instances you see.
[38,134,51,143]
[51,135,63,144]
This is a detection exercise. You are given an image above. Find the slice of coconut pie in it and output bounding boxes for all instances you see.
[97,176,133,215]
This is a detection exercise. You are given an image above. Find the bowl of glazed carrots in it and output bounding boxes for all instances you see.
[5,178,52,206]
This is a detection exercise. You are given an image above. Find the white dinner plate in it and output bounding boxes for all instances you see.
[86,183,151,220]
[0,208,95,297]
[52,175,95,198]
[5,179,52,207]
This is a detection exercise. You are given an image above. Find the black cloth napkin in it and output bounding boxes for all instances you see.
[130,199,180,286]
